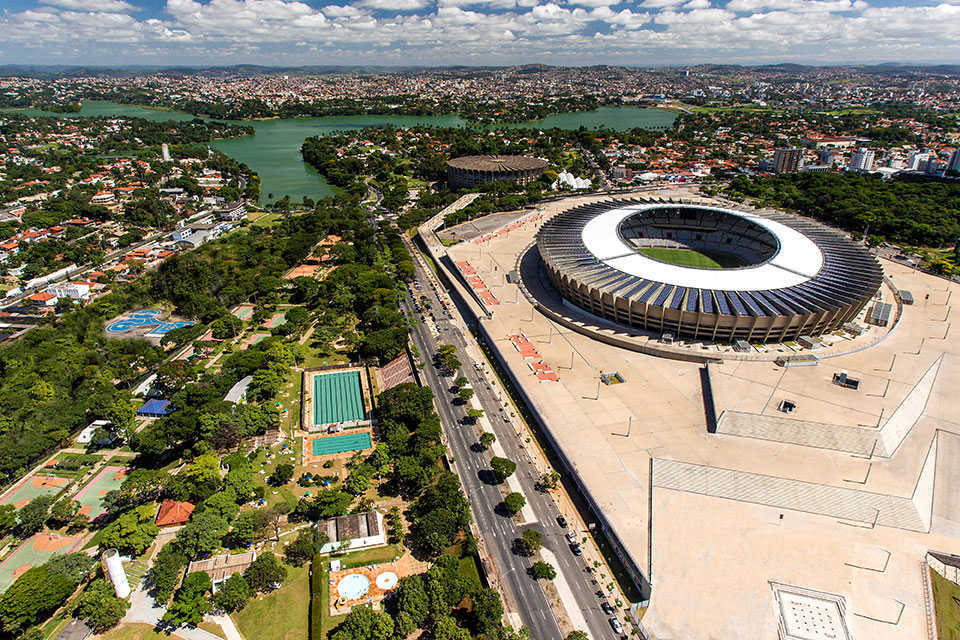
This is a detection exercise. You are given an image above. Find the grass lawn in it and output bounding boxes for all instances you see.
[197,621,226,638]
[638,247,744,269]
[232,564,310,640]
[335,543,403,569]
[101,623,187,640]
[930,568,960,640]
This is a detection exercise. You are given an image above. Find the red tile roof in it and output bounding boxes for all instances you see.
[155,499,195,527]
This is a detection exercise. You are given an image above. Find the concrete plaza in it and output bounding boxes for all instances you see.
[439,189,960,639]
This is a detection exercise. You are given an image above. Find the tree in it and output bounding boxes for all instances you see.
[435,344,460,374]
[458,387,474,403]
[330,605,395,640]
[212,573,250,613]
[503,492,525,515]
[47,499,80,529]
[433,615,471,640]
[18,495,54,535]
[566,632,590,640]
[344,470,371,495]
[0,505,15,536]
[244,552,286,592]
[490,457,516,483]
[161,571,211,628]
[465,408,484,423]
[454,376,468,388]
[73,578,129,633]
[268,462,295,486]
[519,529,542,556]
[232,509,272,546]
[539,471,561,491]
[175,511,228,558]
[530,561,556,580]
[201,489,240,523]
[100,504,160,556]
[0,566,73,636]
[284,528,320,567]
[150,544,188,604]
[45,553,95,584]
[479,432,495,450]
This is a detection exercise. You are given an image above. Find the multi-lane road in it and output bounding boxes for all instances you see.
[401,247,621,640]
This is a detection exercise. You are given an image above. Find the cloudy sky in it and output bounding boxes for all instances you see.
[1,0,959,66]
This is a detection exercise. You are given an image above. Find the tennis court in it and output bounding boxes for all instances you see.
[74,466,127,519]
[264,312,287,328]
[240,332,271,350]
[0,533,81,593]
[313,370,365,426]
[0,474,70,510]
[311,431,373,456]
[232,304,255,321]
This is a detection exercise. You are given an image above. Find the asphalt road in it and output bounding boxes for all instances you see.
[402,260,619,640]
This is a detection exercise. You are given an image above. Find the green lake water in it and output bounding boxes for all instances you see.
[4,101,676,203]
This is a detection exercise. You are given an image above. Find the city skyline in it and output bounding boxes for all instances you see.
[1,0,960,66]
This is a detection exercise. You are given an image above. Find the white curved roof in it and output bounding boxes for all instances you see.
[580,204,824,291]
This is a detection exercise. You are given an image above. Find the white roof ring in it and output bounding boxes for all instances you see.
[580,203,824,292]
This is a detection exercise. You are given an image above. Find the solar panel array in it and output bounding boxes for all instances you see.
[536,199,883,343]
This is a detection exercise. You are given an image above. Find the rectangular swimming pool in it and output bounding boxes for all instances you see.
[311,432,372,456]
[313,370,365,426]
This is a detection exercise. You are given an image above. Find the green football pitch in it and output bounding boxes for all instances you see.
[639,247,746,269]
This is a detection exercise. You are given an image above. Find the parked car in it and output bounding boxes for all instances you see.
[565,532,577,544]
[571,544,582,556]
[557,515,568,528]
[609,617,623,635]
[601,602,614,615]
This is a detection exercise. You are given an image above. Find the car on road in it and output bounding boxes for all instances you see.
[601,602,614,615]
[557,515,568,528]
[609,617,623,635]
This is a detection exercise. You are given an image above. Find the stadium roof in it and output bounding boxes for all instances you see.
[447,155,548,172]
[581,204,824,291]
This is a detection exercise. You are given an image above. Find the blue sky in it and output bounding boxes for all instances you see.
[1,0,959,66]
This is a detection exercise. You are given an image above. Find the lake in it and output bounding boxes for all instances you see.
[3,101,676,203]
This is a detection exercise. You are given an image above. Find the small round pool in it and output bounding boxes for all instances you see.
[376,571,398,590]
[336,573,371,600]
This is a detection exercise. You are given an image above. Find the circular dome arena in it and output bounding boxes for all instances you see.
[536,200,883,343]
[447,155,548,190]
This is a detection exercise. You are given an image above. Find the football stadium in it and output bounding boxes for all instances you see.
[536,200,883,342]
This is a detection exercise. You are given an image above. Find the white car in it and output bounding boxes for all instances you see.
[609,617,623,635]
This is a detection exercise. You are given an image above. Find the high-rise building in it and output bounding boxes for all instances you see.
[818,148,836,166]
[947,149,960,174]
[907,151,929,171]
[849,148,875,173]
[773,147,803,174]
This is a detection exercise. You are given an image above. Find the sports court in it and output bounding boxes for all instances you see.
[0,474,70,510]
[313,370,365,427]
[303,429,374,464]
[0,533,81,593]
[232,304,255,321]
[240,332,271,350]
[74,466,127,519]
[264,312,286,328]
